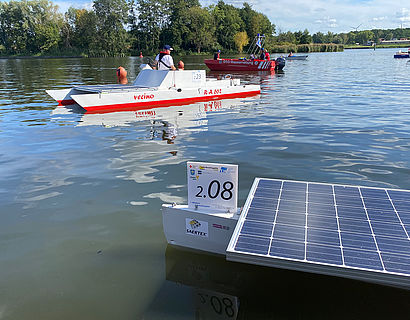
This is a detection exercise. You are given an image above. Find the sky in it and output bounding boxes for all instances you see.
[53,0,410,34]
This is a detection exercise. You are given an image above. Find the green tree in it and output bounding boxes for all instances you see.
[130,0,169,54]
[211,1,244,51]
[185,6,215,53]
[93,0,129,56]
[233,31,248,52]
[164,0,200,52]
[62,7,97,53]
[240,3,274,42]
[0,0,62,54]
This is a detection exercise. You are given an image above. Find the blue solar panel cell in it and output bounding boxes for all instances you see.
[381,253,410,274]
[334,185,360,198]
[375,236,410,255]
[336,206,368,220]
[343,249,384,270]
[388,190,410,202]
[340,232,378,251]
[272,224,305,242]
[282,181,306,192]
[246,207,276,223]
[308,192,334,205]
[250,197,278,209]
[398,213,410,225]
[371,221,408,239]
[307,228,340,246]
[360,188,388,199]
[275,211,306,226]
[335,195,363,208]
[308,203,336,216]
[366,208,400,224]
[253,188,280,200]
[241,220,273,237]
[307,183,333,194]
[234,235,270,255]
[363,198,394,210]
[307,215,338,231]
[278,200,306,213]
[227,178,410,289]
[280,190,306,202]
[393,200,410,212]
[338,218,372,234]
[307,244,343,265]
[269,239,305,260]
[258,179,282,190]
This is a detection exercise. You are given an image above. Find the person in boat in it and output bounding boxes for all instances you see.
[177,60,184,70]
[214,49,221,60]
[155,45,176,70]
[264,49,270,61]
[250,53,255,60]
[288,52,293,57]
[259,48,265,60]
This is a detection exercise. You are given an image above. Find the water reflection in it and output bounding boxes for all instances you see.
[162,246,410,319]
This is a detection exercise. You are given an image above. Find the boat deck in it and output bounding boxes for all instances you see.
[73,84,158,94]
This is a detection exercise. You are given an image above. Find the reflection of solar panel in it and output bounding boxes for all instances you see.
[226,178,410,289]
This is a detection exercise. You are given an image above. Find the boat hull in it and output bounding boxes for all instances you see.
[204,59,276,71]
[394,54,409,58]
[285,55,308,60]
[72,85,260,113]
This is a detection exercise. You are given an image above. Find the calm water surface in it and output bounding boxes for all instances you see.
[1,49,410,319]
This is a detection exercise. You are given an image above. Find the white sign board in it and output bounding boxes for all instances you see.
[187,161,238,212]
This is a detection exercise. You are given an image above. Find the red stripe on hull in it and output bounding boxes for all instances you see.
[58,99,76,106]
[83,90,260,114]
[204,59,275,71]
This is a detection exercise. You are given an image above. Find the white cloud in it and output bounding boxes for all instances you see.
[56,1,410,33]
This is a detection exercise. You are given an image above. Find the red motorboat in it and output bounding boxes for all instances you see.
[204,34,286,72]
[204,57,285,71]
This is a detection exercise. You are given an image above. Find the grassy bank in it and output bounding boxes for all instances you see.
[345,43,410,49]
[269,43,344,53]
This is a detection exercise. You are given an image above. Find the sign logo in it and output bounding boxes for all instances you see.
[186,218,209,238]
[220,167,227,173]
[190,169,195,175]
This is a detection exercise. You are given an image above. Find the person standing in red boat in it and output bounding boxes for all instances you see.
[214,49,221,60]
[264,48,270,60]
[155,45,176,70]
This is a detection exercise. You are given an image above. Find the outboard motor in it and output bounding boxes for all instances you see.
[275,57,286,71]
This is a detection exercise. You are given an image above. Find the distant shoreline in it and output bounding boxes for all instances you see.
[0,55,83,59]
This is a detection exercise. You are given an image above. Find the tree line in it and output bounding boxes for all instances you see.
[1,0,409,57]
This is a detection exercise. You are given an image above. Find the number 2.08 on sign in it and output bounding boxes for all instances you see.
[187,162,238,212]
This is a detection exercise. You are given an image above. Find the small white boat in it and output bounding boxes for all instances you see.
[46,65,260,113]
[285,55,308,60]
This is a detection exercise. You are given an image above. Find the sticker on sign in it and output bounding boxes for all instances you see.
[187,161,238,212]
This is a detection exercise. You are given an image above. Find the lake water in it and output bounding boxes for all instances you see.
[1,48,410,319]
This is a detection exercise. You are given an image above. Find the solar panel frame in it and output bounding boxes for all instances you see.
[226,178,410,290]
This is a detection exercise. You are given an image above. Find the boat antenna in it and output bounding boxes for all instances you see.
[247,34,265,57]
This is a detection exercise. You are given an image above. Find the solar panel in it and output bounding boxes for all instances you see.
[226,178,410,289]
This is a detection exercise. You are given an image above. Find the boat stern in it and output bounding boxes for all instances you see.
[162,204,240,255]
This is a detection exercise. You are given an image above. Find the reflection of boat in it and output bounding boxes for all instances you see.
[285,55,308,60]
[46,66,260,113]
[394,50,410,58]
[52,97,259,146]
[204,57,285,71]
[164,246,409,319]
[67,97,259,128]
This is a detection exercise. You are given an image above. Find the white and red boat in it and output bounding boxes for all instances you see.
[46,65,260,114]
[204,57,285,71]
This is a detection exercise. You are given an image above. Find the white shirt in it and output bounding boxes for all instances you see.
[155,53,174,70]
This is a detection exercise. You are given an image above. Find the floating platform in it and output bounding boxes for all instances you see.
[163,177,410,290]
